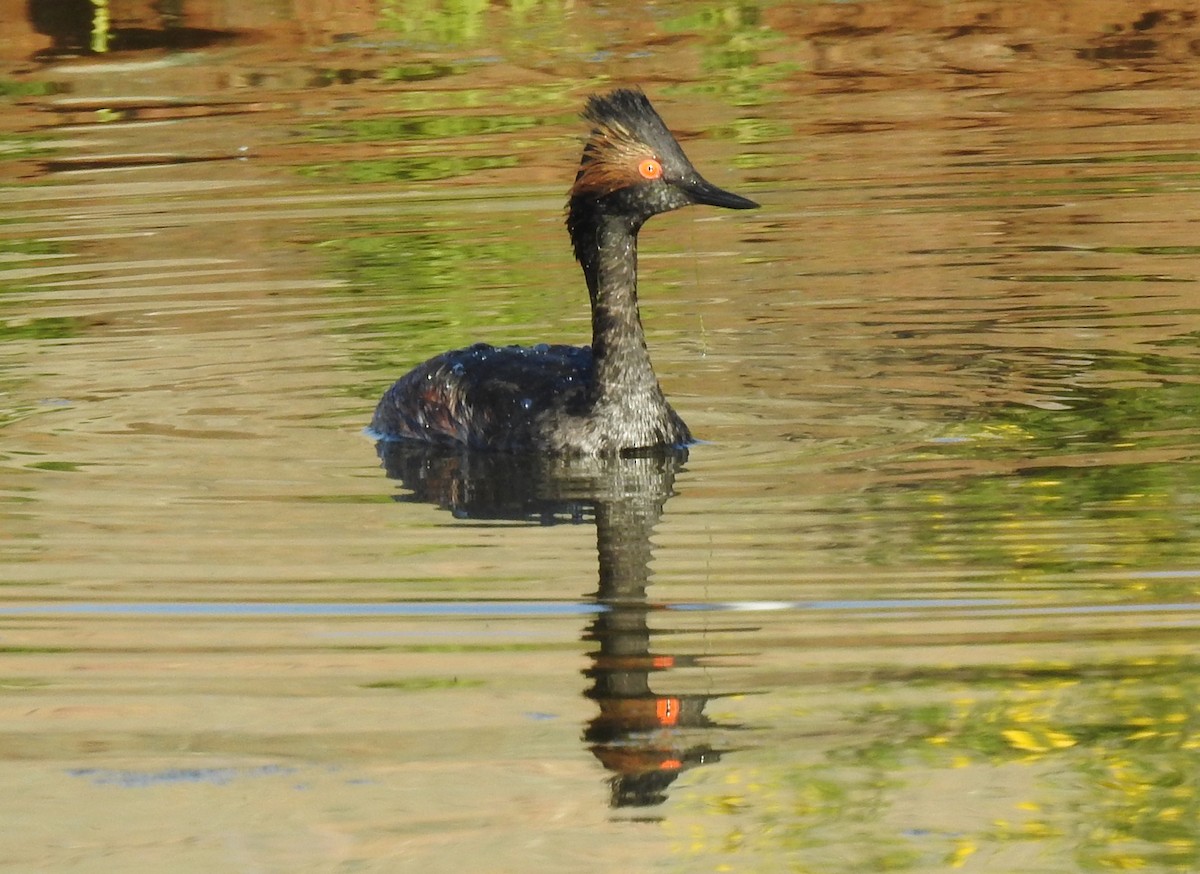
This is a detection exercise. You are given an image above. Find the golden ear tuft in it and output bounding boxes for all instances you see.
[570,126,658,197]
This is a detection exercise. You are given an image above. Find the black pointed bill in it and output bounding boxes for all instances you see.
[681,174,759,210]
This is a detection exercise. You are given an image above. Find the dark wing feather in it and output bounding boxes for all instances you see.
[370,343,593,450]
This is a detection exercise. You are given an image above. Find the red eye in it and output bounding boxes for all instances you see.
[638,158,663,180]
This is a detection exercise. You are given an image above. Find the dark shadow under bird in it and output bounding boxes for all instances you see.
[370,88,758,455]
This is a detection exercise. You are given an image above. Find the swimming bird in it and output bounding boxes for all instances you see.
[370,88,758,455]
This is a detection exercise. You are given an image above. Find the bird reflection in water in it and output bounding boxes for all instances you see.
[376,441,746,808]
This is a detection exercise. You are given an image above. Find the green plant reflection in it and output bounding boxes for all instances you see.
[667,654,1200,871]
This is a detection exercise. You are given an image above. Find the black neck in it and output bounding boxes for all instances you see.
[568,199,660,406]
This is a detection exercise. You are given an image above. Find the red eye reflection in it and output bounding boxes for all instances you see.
[638,158,663,180]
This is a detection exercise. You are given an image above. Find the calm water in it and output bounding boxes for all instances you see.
[3,2,1200,872]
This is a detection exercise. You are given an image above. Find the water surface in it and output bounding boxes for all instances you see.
[2,2,1200,872]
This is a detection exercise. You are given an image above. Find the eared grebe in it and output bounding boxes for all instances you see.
[370,88,758,455]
